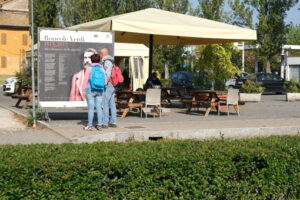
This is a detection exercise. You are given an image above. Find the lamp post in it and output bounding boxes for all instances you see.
[30,0,36,127]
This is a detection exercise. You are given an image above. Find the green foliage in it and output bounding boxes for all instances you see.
[58,0,153,27]
[287,22,300,45]
[193,73,211,89]
[286,22,300,56]
[240,79,264,93]
[197,43,240,90]
[160,78,172,87]
[30,0,60,43]
[284,79,300,93]
[0,136,299,199]
[193,0,225,21]
[26,109,44,127]
[16,64,37,87]
[229,0,298,73]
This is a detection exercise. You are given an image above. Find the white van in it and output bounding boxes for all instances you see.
[3,77,17,94]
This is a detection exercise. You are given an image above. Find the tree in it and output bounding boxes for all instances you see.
[287,22,300,45]
[229,0,299,73]
[29,0,60,43]
[286,22,300,56]
[58,0,153,27]
[193,0,225,21]
[197,44,240,90]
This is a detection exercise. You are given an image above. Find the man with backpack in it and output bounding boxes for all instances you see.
[100,48,118,128]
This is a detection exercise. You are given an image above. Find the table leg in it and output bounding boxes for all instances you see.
[121,108,129,118]
[22,100,30,109]
[204,107,211,117]
[154,106,160,117]
[233,105,240,116]
[15,99,22,107]
[185,103,192,113]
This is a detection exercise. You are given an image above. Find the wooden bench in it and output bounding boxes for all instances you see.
[11,86,37,109]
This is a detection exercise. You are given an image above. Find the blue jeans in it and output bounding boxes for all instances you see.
[103,83,117,125]
[86,90,104,126]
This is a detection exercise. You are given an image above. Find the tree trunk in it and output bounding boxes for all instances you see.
[164,62,169,79]
[266,57,271,73]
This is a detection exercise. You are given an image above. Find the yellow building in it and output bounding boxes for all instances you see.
[0,0,30,75]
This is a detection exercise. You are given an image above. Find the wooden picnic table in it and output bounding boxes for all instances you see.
[115,90,165,118]
[11,86,37,109]
[161,86,188,103]
[181,90,227,117]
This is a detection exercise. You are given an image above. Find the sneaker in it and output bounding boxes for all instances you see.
[95,125,102,131]
[102,125,108,129]
[109,123,117,128]
[83,126,93,131]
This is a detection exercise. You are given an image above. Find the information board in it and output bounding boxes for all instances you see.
[38,28,114,107]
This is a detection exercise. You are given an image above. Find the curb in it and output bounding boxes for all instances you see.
[71,125,300,144]
[0,104,50,129]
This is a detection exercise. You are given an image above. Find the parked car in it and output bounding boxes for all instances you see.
[253,72,285,94]
[170,71,194,88]
[227,72,249,89]
[3,77,17,94]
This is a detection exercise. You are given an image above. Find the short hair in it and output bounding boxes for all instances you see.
[152,72,157,77]
[91,54,100,63]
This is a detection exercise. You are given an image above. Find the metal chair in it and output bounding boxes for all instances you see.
[218,89,240,116]
[141,89,162,118]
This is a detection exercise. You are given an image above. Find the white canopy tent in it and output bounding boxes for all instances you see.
[69,8,257,74]
[69,8,256,45]
[114,43,149,91]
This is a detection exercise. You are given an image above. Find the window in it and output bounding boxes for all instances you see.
[1,33,7,45]
[22,34,28,46]
[1,56,7,68]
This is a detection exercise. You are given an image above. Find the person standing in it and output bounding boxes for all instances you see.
[99,48,117,128]
[82,54,106,131]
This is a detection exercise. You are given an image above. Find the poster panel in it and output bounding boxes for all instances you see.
[38,28,114,108]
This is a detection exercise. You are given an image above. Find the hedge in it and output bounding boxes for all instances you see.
[0,136,299,199]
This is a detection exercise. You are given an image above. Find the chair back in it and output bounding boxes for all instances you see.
[226,89,239,105]
[146,89,161,106]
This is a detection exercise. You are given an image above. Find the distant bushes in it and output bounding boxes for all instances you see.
[0,136,299,199]
[240,79,265,93]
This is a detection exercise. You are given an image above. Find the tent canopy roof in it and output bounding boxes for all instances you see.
[69,8,256,45]
[115,43,149,57]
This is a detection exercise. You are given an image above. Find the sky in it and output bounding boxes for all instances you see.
[190,0,300,26]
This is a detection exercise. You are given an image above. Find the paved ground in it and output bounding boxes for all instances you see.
[0,87,70,145]
[0,86,299,144]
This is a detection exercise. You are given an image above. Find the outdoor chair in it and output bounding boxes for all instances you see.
[218,89,240,116]
[141,88,162,118]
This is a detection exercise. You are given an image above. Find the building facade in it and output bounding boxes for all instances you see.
[286,56,300,83]
[0,0,30,75]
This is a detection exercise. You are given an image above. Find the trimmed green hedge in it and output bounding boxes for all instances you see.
[0,136,299,199]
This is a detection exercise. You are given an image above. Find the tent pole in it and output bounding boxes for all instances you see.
[149,34,153,76]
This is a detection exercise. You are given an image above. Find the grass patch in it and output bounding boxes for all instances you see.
[0,75,14,85]
[0,136,299,199]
